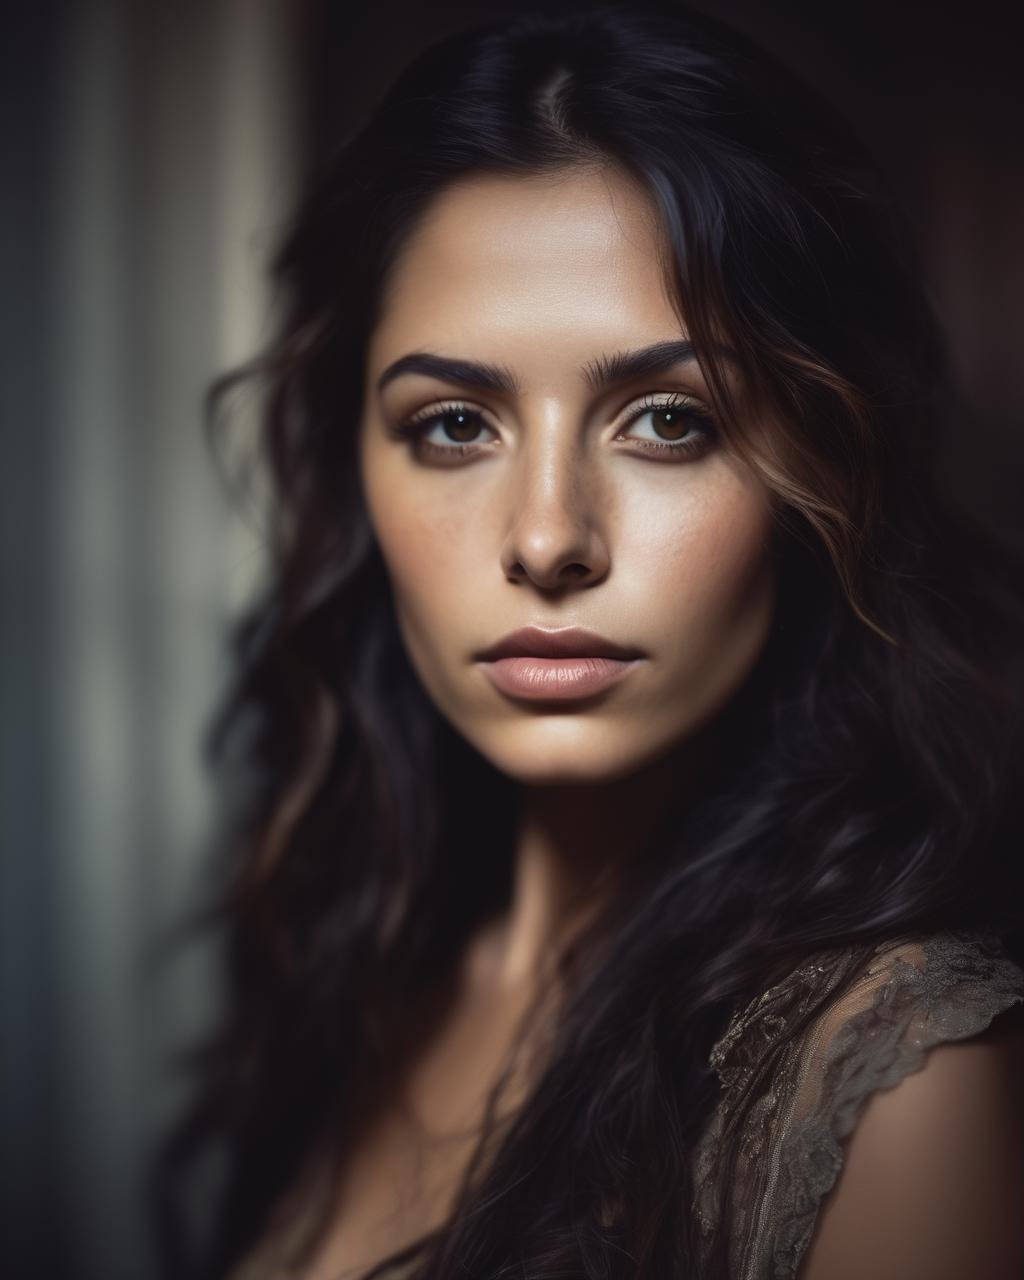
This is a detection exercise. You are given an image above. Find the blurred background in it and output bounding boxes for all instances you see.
[4,1,1022,1276]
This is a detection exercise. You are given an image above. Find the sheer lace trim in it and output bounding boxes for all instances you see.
[233,932,1024,1279]
[691,930,1024,1280]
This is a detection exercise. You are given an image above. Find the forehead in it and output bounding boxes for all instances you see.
[368,165,685,380]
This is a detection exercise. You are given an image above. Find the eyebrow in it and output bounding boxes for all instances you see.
[375,339,736,397]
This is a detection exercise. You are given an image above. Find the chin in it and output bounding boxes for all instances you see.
[469,719,677,787]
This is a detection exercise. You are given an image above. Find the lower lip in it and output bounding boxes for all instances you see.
[479,656,640,701]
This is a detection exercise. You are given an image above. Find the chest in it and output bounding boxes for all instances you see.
[290,1097,478,1279]
[279,975,550,1280]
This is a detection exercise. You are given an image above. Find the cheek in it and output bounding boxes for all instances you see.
[618,470,776,679]
[361,457,478,686]
[678,492,774,626]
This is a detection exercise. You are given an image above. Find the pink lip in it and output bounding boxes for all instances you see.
[475,625,644,662]
[480,655,640,702]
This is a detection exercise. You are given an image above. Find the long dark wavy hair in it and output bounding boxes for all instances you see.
[153,4,1024,1277]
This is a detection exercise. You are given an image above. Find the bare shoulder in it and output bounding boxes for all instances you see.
[797,1004,1024,1280]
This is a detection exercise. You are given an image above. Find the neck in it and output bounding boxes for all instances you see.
[478,731,717,992]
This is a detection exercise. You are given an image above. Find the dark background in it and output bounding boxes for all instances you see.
[4,2,1022,1276]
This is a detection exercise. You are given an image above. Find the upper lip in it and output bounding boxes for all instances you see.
[476,626,644,662]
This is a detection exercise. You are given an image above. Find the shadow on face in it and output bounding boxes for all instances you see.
[359,162,778,787]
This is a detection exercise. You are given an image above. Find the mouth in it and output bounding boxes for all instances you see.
[480,655,641,701]
[475,626,644,703]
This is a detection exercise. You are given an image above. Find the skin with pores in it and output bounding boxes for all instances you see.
[359,162,778,985]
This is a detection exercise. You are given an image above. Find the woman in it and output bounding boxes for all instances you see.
[156,4,1024,1278]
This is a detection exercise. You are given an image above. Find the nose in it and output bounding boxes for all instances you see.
[498,422,611,592]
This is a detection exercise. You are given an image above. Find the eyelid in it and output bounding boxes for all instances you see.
[405,398,494,428]
[386,398,494,442]
[392,389,715,460]
[399,389,709,431]
[616,389,709,424]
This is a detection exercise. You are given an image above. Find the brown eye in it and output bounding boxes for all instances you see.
[420,406,487,444]
[620,394,718,460]
[643,406,693,440]
[391,401,497,461]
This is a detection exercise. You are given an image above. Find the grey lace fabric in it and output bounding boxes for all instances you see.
[231,930,1024,1280]
[689,929,1024,1279]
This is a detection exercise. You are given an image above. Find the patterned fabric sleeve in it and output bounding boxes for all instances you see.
[691,930,1024,1280]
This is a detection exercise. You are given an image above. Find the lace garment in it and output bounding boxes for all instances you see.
[231,930,1024,1279]
[690,929,1024,1278]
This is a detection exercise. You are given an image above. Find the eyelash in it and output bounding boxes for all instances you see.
[390,392,718,463]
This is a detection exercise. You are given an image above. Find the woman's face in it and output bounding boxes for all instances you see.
[359,165,777,785]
